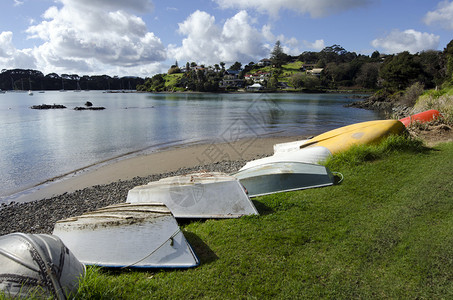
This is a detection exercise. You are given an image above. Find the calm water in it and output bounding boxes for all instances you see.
[0,91,380,201]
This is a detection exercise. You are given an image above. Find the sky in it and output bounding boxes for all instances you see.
[0,0,452,77]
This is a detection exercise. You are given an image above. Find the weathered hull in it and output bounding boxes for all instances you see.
[0,233,85,299]
[52,203,200,268]
[233,162,335,197]
[126,172,258,218]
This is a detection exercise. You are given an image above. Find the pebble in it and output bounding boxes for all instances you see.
[0,160,252,236]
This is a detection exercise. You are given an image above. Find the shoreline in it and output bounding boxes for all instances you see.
[2,135,306,205]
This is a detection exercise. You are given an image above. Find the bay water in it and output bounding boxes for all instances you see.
[0,91,380,202]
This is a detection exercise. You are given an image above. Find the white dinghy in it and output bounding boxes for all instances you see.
[0,233,85,299]
[126,172,258,218]
[233,162,336,197]
[273,139,311,154]
[239,146,332,171]
[52,203,200,268]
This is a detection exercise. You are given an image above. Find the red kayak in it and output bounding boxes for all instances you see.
[399,109,441,127]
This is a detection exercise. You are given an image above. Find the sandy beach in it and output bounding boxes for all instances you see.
[9,135,306,204]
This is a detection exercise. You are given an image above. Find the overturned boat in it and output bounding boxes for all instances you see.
[297,119,406,154]
[241,146,332,171]
[399,109,441,127]
[126,172,258,218]
[0,233,85,299]
[232,162,337,197]
[52,203,200,268]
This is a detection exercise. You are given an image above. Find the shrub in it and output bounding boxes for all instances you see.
[415,88,453,124]
[399,82,424,107]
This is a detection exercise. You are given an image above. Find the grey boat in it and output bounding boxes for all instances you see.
[232,162,337,197]
[0,233,85,300]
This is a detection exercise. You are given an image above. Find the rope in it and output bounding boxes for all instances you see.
[122,228,182,269]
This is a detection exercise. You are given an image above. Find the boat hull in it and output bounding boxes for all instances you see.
[240,146,332,171]
[399,109,441,127]
[127,172,258,218]
[233,162,335,197]
[53,203,200,268]
[300,120,406,154]
[0,233,85,299]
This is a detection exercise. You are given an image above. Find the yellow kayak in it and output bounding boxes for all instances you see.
[300,120,406,154]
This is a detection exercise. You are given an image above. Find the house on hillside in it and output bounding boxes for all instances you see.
[220,69,244,89]
[244,71,271,84]
[301,64,317,71]
[307,68,323,76]
[257,59,272,67]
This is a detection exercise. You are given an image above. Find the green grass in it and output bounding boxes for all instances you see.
[281,61,303,73]
[4,137,453,299]
[164,73,184,89]
[279,62,304,83]
[323,134,426,170]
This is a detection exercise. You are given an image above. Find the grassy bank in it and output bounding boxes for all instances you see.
[66,137,453,299]
[2,137,451,299]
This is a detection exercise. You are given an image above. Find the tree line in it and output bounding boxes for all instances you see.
[0,69,144,91]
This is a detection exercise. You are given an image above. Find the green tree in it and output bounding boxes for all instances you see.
[271,40,286,68]
[267,73,279,89]
[444,40,453,84]
[379,51,423,90]
[229,62,242,71]
[289,73,304,88]
[168,65,181,75]
[418,50,443,88]
[318,45,357,67]
[371,50,381,60]
[303,74,321,90]
[355,62,379,89]
[289,73,320,89]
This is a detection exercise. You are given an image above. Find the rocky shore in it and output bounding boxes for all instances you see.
[346,95,412,119]
[0,160,249,236]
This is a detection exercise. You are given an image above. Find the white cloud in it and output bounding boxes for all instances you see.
[307,39,326,50]
[214,0,373,18]
[262,25,324,56]
[0,31,37,69]
[371,29,440,54]
[424,0,453,30]
[13,0,24,6]
[22,0,165,76]
[168,10,268,65]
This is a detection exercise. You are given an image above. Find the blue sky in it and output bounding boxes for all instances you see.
[0,0,452,77]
